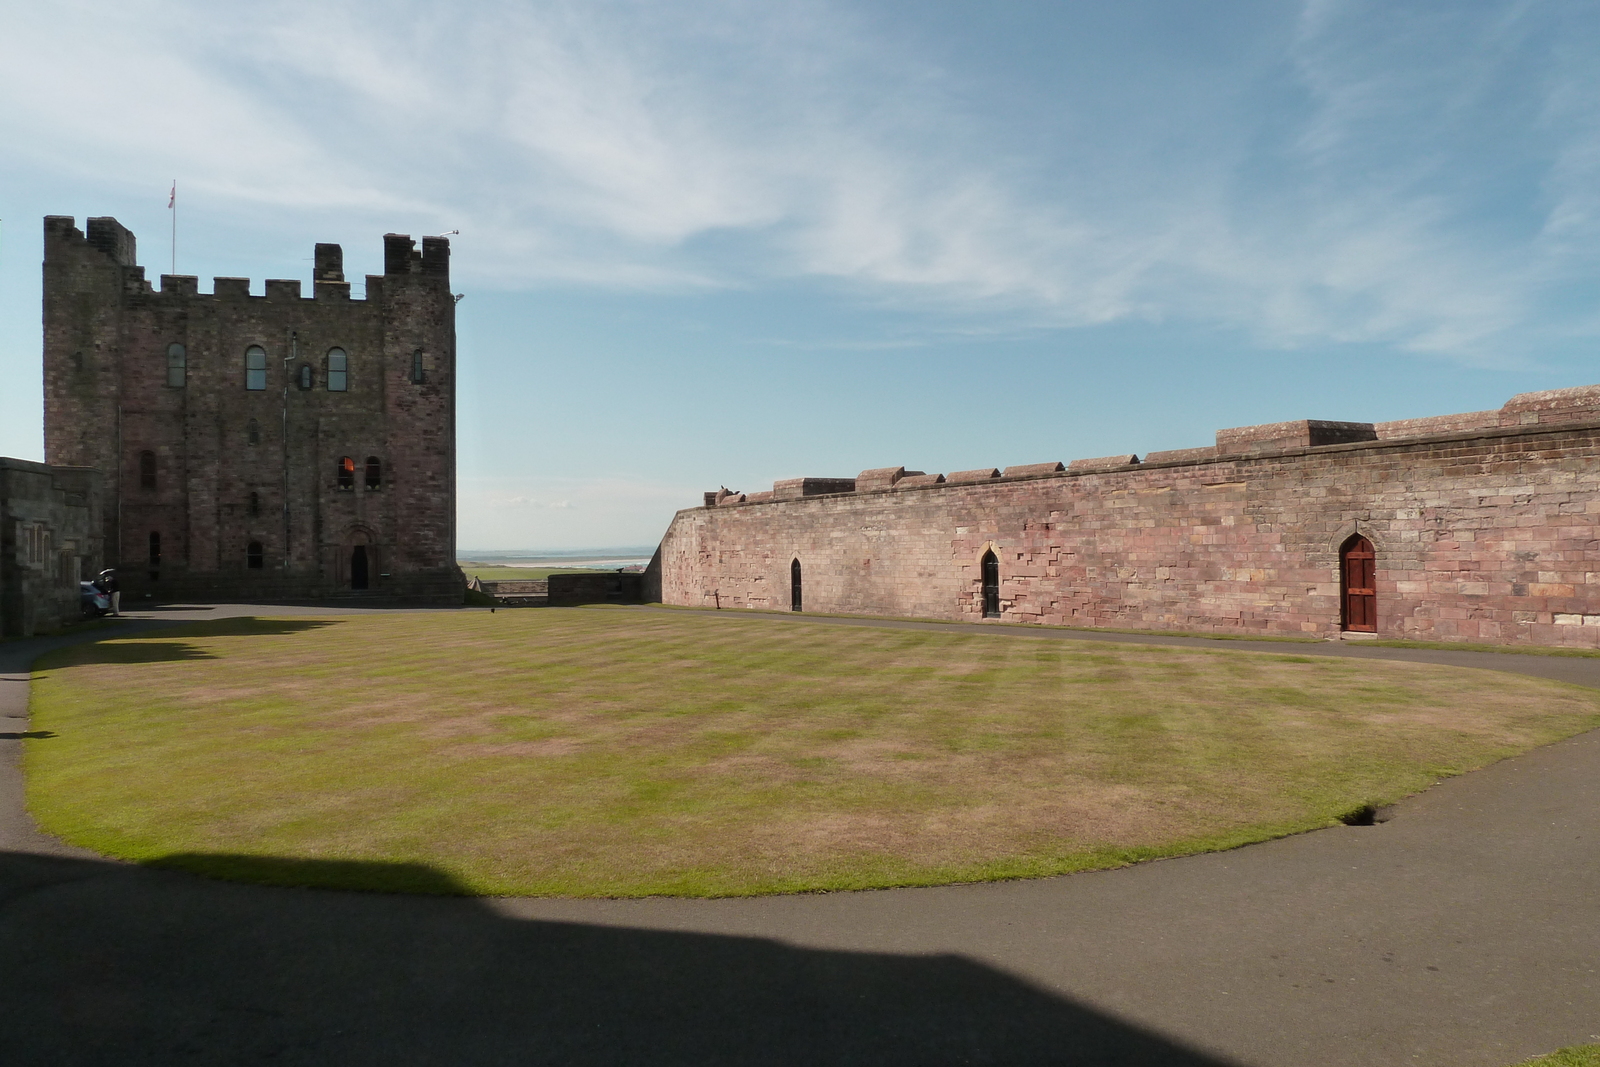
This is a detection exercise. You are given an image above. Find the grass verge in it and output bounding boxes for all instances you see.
[1515,1045,1600,1066]
[26,610,1600,897]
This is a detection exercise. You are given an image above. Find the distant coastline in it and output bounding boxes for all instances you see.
[458,547,656,571]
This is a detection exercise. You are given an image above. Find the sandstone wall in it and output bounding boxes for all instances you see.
[655,390,1600,648]
[41,217,460,603]
[0,458,103,637]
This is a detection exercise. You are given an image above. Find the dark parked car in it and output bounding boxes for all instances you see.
[80,581,111,617]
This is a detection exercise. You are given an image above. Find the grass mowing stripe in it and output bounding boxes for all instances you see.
[25,609,1600,897]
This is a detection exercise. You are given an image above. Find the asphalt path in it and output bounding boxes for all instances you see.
[3,604,1598,1066]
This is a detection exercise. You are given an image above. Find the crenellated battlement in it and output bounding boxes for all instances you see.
[44,216,450,304]
[702,385,1600,507]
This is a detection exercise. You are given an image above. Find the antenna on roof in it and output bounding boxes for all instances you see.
[167,180,177,275]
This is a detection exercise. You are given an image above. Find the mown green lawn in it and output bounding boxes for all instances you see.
[26,608,1600,897]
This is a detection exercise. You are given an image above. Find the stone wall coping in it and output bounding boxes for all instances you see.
[1001,461,1065,478]
[1067,454,1140,472]
[1503,384,1600,412]
[692,414,1600,513]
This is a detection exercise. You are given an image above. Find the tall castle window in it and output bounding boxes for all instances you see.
[337,456,355,490]
[247,419,260,445]
[166,343,186,387]
[138,450,157,490]
[245,345,267,390]
[298,364,314,390]
[365,456,382,490]
[411,350,426,383]
[791,559,802,612]
[249,491,260,517]
[148,531,162,567]
[981,549,1000,618]
[247,541,264,570]
[327,348,348,391]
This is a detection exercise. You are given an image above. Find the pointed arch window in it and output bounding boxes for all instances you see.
[790,559,802,612]
[337,456,355,490]
[327,348,348,391]
[981,550,1000,618]
[245,345,267,390]
[364,456,382,490]
[138,450,157,490]
[1341,535,1377,633]
[166,343,186,387]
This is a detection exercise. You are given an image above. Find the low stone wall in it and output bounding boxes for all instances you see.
[548,573,644,606]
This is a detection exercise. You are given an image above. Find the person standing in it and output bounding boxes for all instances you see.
[95,568,121,617]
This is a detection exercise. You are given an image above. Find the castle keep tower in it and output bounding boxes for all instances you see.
[43,216,461,602]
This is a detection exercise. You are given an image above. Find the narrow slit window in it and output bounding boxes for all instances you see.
[245,345,267,390]
[411,349,426,383]
[166,343,186,387]
[337,456,355,490]
[138,450,157,490]
[247,419,260,445]
[298,364,313,390]
[247,541,264,570]
[365,456,382,490]
[148,531,162,567]
[327,348,348,391]
[790,559,802,612]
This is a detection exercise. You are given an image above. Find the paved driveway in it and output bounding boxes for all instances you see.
[3,606,1598,1065]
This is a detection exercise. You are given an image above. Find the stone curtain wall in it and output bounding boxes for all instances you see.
[656,389,1600,649]
[41,217,460,603]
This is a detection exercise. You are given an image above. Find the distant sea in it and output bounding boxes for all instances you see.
[458,547,657,570]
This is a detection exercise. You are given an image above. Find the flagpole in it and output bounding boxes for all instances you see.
[169,181,176,275]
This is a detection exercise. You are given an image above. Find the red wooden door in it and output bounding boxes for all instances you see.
[1342,536,1376,632]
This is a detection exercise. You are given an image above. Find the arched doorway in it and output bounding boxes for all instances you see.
[790,559,802,612]
[350,545,370,590]
[981,549,1000,618]
[1341,534,1376,632]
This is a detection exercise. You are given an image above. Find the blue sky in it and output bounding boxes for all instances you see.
[3,0,1598,549]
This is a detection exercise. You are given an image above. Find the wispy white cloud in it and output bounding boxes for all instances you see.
[3,0,1597,362]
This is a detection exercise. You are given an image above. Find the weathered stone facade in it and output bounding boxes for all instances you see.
[648,385,1600,648]
[0,458,103,637]
[42,216,461,603]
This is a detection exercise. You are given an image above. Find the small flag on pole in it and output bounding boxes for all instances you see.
[168,182,175,210]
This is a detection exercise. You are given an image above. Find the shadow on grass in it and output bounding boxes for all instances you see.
[1,849,1234,1067]
[45,617,345,666]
